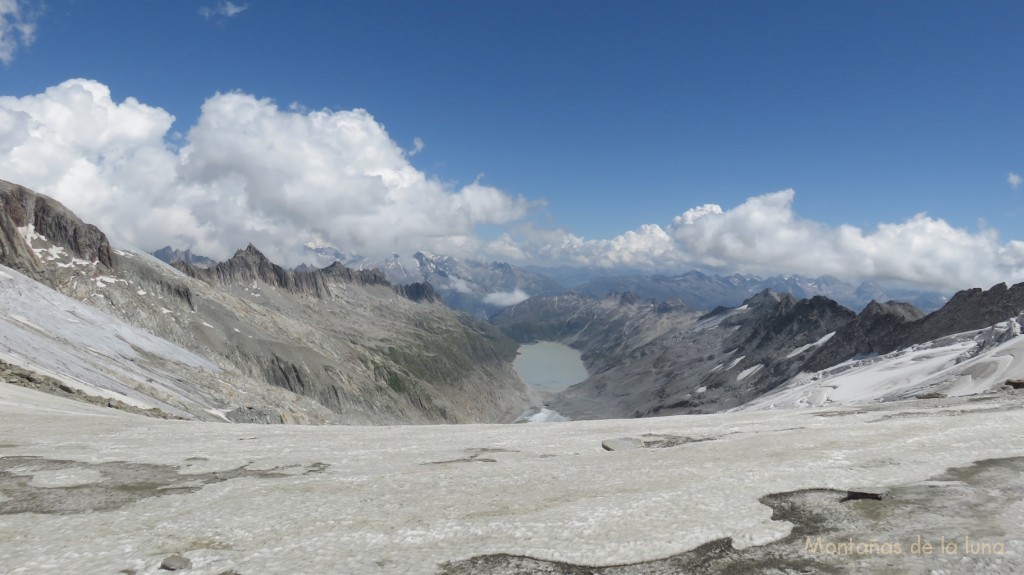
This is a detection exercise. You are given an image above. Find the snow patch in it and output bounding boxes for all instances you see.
[785,331,836,359]
[737,364,763,381]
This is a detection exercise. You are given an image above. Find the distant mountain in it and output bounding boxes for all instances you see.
[151,245,217,268]
[569,271,948,312]
[297,243,565,319]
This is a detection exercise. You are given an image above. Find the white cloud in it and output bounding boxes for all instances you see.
[482,289,530,307]
[0,79,530,266]
[0,0,37,65]
[1010,172,1022,189]
[200,1,248,20]
[448,277,475,294]
[408,137,425,157]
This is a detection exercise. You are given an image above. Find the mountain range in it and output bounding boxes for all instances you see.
[156,243,949,320]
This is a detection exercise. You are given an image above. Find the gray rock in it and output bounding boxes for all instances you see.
[159,554,191,571]
[225,406,285,425]
[601,437,645,451]
[842,486,891,501]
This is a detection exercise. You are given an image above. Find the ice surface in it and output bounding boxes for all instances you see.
[0,264,220,417]
[2,383,1022,574]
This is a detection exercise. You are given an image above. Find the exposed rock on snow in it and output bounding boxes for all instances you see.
[158,555,191,571]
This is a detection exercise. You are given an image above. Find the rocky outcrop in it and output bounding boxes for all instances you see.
[0,179,113,281]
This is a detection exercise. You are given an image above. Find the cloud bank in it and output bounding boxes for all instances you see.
[0,78,1022,292]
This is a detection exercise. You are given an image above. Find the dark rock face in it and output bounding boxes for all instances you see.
[723,293,855,357]
[393,282,439,303]
[0,179,113,280]
[804,300,925,372]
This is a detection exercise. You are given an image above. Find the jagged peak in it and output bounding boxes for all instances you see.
[743,288,786,308]
[860,299,924,320]
[242,243,266,258]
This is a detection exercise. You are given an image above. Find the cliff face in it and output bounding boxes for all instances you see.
[0,179,113,282]
[0,179,530,424]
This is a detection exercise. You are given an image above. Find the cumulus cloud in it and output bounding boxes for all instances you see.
[0,0,37,65]
[1010,172,1022,189]
[199,1,248,20]
[0,79,530,266]
[503,190,1024,292]
[482,289,530,307]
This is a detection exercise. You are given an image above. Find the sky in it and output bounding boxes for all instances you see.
[0,0,1023,292]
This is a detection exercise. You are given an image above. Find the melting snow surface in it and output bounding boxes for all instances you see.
[0,384,1022,574]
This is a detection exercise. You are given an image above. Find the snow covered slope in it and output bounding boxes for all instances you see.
[1,383,1023,574]
[741,316,1024,410]
[0,263,337,421]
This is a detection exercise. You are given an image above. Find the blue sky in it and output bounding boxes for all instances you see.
[1,0,1023,291]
